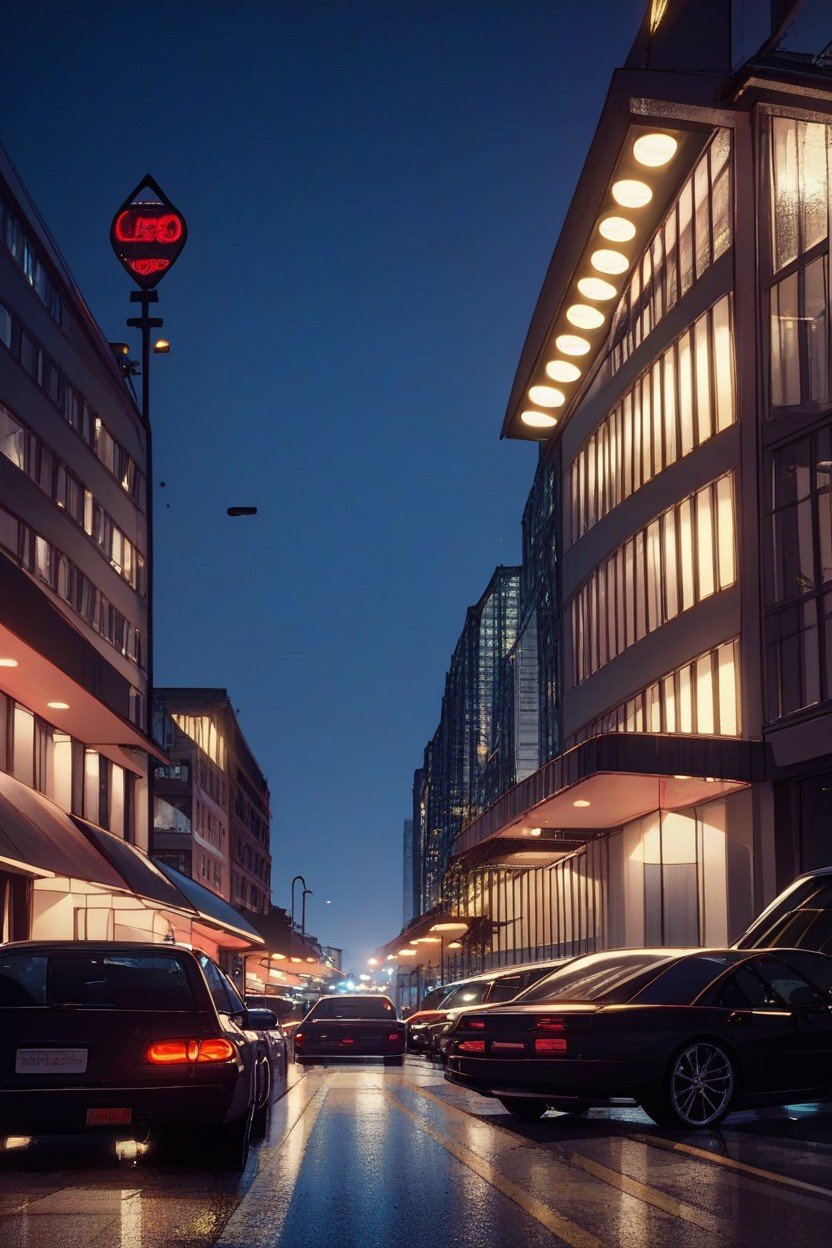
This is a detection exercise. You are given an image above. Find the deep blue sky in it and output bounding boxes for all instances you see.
[3,0,643,971]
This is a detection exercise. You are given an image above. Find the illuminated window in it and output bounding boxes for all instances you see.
[0,189,62,323]
[569,475,737,686]
[569,297,735,544]
[172,713,227,771]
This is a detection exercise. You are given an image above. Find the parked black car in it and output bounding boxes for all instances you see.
[405,982,463,1053]
[294,994,406,1063]
[734,866,832,953]
[0,941,272,1169]
[445,946,832,1128]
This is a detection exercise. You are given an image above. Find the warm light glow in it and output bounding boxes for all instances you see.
[448,940,462,949]
[419,937,441,944]
[0,658,18,667]
[430,921,468,932]
[566,304,605,330]
[591,249,629,275]
[47,701,70,710]
[546,360,581,383]
[577,276,617,301]
[528,384,565,408]
[290,956,302,963]
[386,954,395,960]
[367,957,379,966]
[555,334,591,357]
[573,799,591,808]
[398,948,417,957]
[611,179,652,208]
[528,828,542,837]
[633,133,678,168]
[599,216,636,242]
[521,410,557,430]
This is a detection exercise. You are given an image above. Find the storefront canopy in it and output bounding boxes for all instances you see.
[0,772,125,889]
[154,861,264,946]
[72,816,190,911]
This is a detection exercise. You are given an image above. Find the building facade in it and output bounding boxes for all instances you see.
[153,688,272,914]
[0,143,166,942]
[388,0,832,981]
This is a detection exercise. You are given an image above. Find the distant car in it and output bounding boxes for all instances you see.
[0,941,273,1170]
[734,866,832,953]
[293,994,406,1064]
[422,961,569,1062]
[406,983,463,1053]
[445,946,832,1128]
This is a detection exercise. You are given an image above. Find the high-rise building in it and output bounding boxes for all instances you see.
[0,145,164,941]
[153,688,272,914]
[385,0,832,976]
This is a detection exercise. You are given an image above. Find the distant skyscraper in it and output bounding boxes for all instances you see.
[402,818,414,925]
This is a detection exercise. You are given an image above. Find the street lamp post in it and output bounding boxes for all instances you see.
[291,875,314,937]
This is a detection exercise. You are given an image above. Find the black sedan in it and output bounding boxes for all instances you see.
[293,994,406,1064]
[0,941,271,1170]
[445,947,832,1128]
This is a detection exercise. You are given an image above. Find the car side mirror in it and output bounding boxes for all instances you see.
[245,1007,279,1030]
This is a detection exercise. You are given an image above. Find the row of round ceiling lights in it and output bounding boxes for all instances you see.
[521,132,678,431]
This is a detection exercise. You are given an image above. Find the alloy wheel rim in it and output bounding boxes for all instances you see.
[670,1042,733,1125]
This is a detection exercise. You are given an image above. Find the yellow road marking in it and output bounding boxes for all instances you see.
[383,1088,609,1248]
[406,1073,832,1207]
[400,1079,724,1235]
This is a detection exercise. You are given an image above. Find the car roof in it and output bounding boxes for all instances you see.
[0,940,194,953]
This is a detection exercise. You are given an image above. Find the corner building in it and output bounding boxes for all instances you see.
[387,1,832,978]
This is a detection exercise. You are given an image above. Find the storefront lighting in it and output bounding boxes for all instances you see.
[566,304,605,330]
[528,384,565,408]
[528,828,542,837]
[555,333,591,356]
[367,957,379,966]
[47,701,70,710]
[611,179,652,208]
[398,949,417,957]
[521,410,557,430]
[633,133,678,168]
[591,249,629,275]
[599,216,635,242]
[573,799,591,808]
[448,941,462,949]
[578,276,617,301]
[0,658,19,667]
[546,360,581,383]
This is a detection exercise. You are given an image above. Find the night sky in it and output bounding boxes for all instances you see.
[3,0,644,971]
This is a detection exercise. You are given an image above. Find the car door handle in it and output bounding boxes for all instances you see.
[727,1011,751,1026]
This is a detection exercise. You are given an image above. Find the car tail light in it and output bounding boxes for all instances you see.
[294,1032,305,1044]
[534,1038,567,1054]
[469,1019,486,1030]
[341,1038,355,1045]
[146,1037,236,1065]
[388,1032,402,1041]
[535,1016,565,1032]
[458,1040,486,1053]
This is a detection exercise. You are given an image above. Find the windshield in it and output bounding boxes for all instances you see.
[439,981,490,1009]
[517,952,676,1004]
[310,996,396,1020]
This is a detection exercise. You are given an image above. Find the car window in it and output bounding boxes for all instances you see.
[779,950,832,993]
[0,953,47,1006]
[711,966,774,1010]
[421,986,452,1011]
[518,953,674,1004]
[310,996,396,1019]
[199,955,236,1013]
[752,955,826,1007]
[440,982,489,1009]
[485,975,525,1004]
[632,954,740,1005]
[737,876,832,947]
[51,953,196,1011]
[760,910,832,954]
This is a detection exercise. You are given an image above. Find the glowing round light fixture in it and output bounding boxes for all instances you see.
[520,410,557,430]
[566,304,604,330]
[47,701,70,710]
[573,799,591,809]
[578,276,617,301]
[0,658,19,668]
[555,333,591,356]
[546,359,581,383]
[633,132,678,168]
[591,249,628,276]
[528,384,565,408]
[599,215,636,243]
[528,828,542,838]
[611,179,652,208]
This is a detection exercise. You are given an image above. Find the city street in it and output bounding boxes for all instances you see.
[2,1059,832,1248]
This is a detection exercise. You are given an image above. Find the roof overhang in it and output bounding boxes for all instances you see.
[454,733,766,861]
[502,67,731,443]
[374,911,470,962]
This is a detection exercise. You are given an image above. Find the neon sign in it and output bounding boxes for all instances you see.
[110,176,187,289]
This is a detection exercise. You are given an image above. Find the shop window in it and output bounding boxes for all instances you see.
[12,707,34,787]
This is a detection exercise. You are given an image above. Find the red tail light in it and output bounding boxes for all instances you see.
[146,1037,236,1065]
[534,1038,567,1054]
[294,1032,305,1044]
[341,1038,355,1045]
[469,1019,486,1030]
[535,1016,565,1032]
[388,1032,402,1041]
[458,1039,486,1053]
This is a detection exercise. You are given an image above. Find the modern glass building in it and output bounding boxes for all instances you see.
[383,0,832,982]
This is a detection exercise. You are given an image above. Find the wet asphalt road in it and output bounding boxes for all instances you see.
[2,1058,832,1247]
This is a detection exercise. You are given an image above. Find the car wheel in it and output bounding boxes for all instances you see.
[498,1097,549,1122]
[644,1040,735,1130]
[548,1102,590,1117]
[383,1055,404,1066]
[204,1111,252,1172]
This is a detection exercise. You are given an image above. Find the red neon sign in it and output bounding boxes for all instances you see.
[110,176,187,290]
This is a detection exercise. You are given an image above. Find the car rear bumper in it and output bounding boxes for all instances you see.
[0,1080,243,1136]
[295,1040,406,1059]
[444,1055,654,1101]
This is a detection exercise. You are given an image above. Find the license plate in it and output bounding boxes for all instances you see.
[86,1108,132,1126]
[15,1048,88,1074]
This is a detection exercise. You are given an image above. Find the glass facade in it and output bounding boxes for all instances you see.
[570,474,737,686]
[570,296,735,543]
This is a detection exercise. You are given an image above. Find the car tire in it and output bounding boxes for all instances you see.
[498,1097,549,1122]
[548,1102,590,1117]
[204,1111,253,1172]
[383,1055,404,1066]
[643,1040,736,1130]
